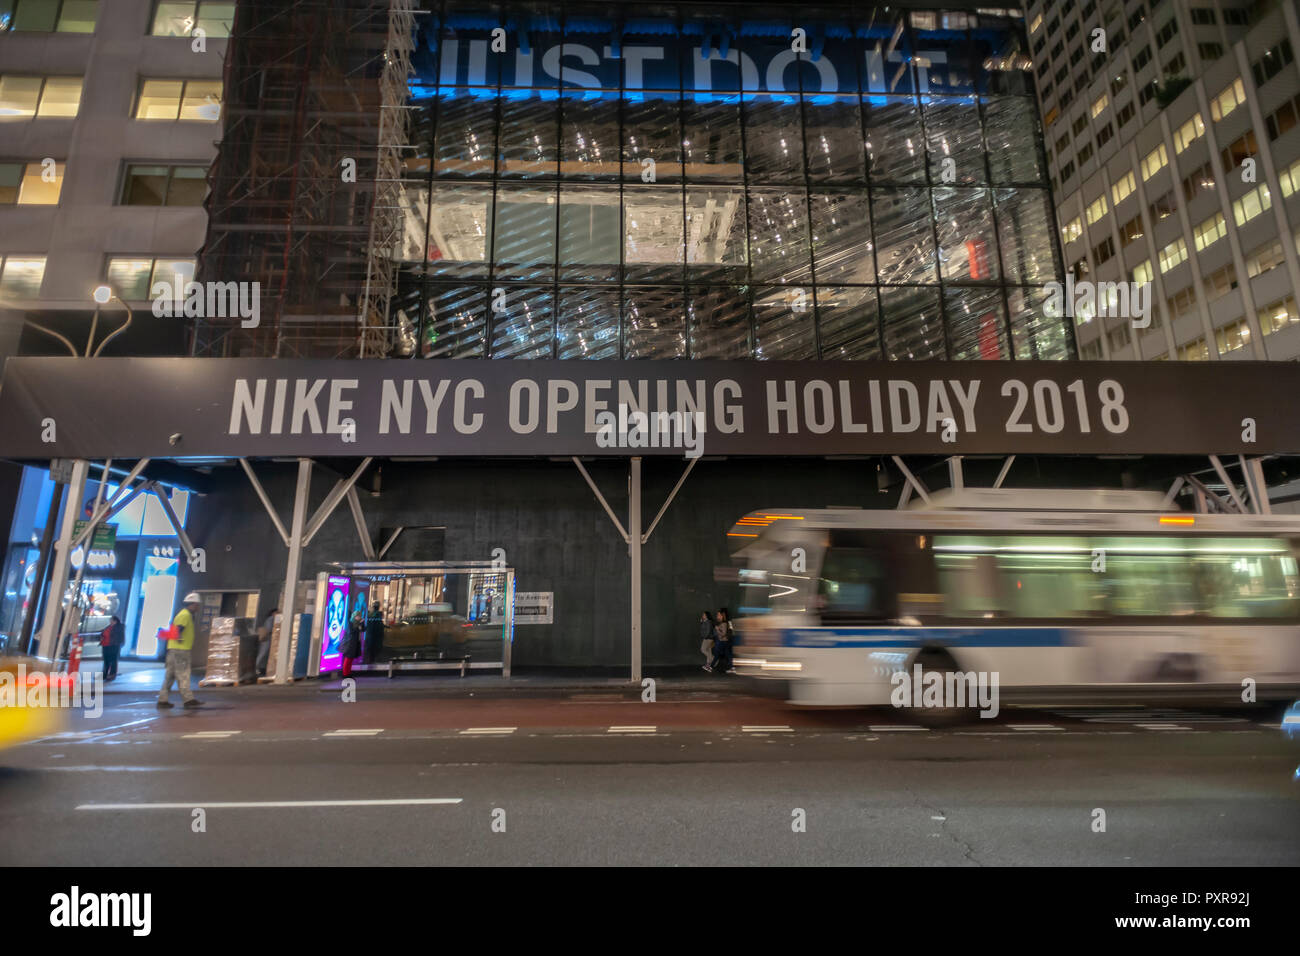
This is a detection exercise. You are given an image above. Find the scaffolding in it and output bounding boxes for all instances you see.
[193,0,414,358]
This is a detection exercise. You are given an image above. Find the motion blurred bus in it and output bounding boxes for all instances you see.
[728,490,1300,708]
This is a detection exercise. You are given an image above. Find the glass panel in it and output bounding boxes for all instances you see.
[743,93,806,183]
[557,287,620,359]
[14,0,57,31]
[922,97,987,184]
[106,258,154,300]
[880,285,944,359]
[816,286,881,359]
[753,286,817,359]
[984,96,1044,183]
[558,184,620,282]
[945,285,1010,359]
[165,165,207,205]
[152,1,195,36]
[0,256,45,297]
[864,97,925,183]
[497,92,558,178]
[427,182,492,277]
[490,286,553,359]
[804,94,866,183]
[809,190,874,283]
[195,0,234,38]
[995,187,1057,283]
[685,185,747,283]
[179,80,221,120]
[623,92,682,183]
[932,186,998,281]
[687,286,750,358]
[747,187,811,283]
[136,79,182,119]
[0,162,20,202]
[560,91,620,180]
[0,76,43,116]
[390,182,429,262]
[1007,285,1072,359]
[150,258,195,296]
[624,184,684,282]
[434,89,497,177]
[123,164,167,205]
[57,0,99,33]
[872,187,937,284]
[36,76,82,117]
[682,98,743,181]
[624,287,685,358]
[17,160,62,203]
[422,284,487,358]
[492,184,556,281]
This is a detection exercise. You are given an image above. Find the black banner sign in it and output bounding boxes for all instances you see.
[0,357,1294,458]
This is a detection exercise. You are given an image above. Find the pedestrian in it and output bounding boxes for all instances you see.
[363,601,385,664]
[255,607,278,677]
[100,615,125,682]
[709,608,736,674]
[342,609,364,677]
[699,610,716,672]
[158,592,202,708]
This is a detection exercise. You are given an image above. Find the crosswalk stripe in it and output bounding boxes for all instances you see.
[742,725,793,733]
[323,729,383,736]
[868,725,929,732]
[460,727,516,735]
[607,726,656,733]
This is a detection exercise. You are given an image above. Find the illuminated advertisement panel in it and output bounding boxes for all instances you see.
[318,575,350,673]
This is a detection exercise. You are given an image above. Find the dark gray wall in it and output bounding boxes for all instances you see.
[178,458,893,669]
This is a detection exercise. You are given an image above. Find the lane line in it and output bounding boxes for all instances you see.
[1007,724,1062,731]
[742,725,793,733]
[76,798,462,810]
[868,725,929,732]
[607,726,657,733]
[323,729,384,736]
[459,727,517,735]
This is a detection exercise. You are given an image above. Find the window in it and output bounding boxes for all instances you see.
[1231,184,1271,226]
[1220,130,1258,171]
[150,1,234,38]
[1139,80,1159,106]
[1215,318,1251,354]
[1193,212,1225,251]
[1106,324,1132,351]
[1059,88,1075,109]
[1055,133,1071,154]
[0,0,97,32]
[1158,236,1188,272]
[1203,262,1237,300]
[105,256,196,300]
[1058,159,1076,183]
[1177,337,1209,360]
[1073,114,1089,136]
[1078,141,1094,164]
[1245,238,1285,278]
[1252,39,1294,88]
[1279,156,1300,198]
[1265,93,1300,141]
[1133,46,1153,71]
[1116,101,1136,127]
[1062,216,1084,244]
[1259,295,1300,335]
[1119,215,1143,246]
[1111,170,1136,205]
[1210,79,1247,122]
[1148,189,1176,222]
[0,254,45,297]
[1172,114,1205,152]
[0,75,83,117]
[1095,122,1115,147]
[1091,93,1109,118]
[1197,43,1223,61]
[1167,286,1198,319]
[1164,52,1187,75]
[1110,72,1128,96]
[1155,19,1179,48]
[1181,160,1215,202]
[1092,236,1116,264]
[1140,143,1168,180]
[119,163,208,206]
[1079,339,1104,359]
[134,79,222,121]
[817,542,894,623]
[1030,12,1043,33]
[1223,9,1249,26]
[1085,194,1109,224]
[1075,71,1092,94]
[1132,258,1154,284]
[1066,21,1079,41]
[1070,46,1085,67]
[0,160,64,204]
[1128,8,1146,30]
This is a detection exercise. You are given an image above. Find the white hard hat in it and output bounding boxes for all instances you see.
[183,592,201,604]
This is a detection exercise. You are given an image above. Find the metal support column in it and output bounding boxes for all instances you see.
[37,459,88,658]
[1239,456,1272,514]
[629,457,642,684]
[19,481,64,655]
[274,459,313,684]
[57,460,113,660]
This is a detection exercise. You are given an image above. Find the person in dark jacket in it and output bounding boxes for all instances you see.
[341,610,364,677]
[363,602,385,664]
[699,611,716,672]
[709,608,736,674]
[100,616,125,681]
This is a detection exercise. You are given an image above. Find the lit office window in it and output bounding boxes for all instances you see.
[1061,216,1083,244]
[1192,212,1226,251]
[1231,184,1272,226]
[1085,194,1108,224]
[151,1,233,38]
[1258,295,1299,335]
[1276,157,1300,198]
[120,163,208,205]
[0,160,63,203]
[1110,171,1136,205]
[0,255,46,297]
[0,74,83,117]
[1158,237,1188,273]
[1177,336,1209,361]
[1214,318,1250,354]
[106,256,196,300]
[1172,114,1206,153]
[134,79,222,121]
[1132,259,1154,284]
[0,0,97,32]
[1140,144,1168,181]
[1209,78,1246,122]
[1090,93,1109,118]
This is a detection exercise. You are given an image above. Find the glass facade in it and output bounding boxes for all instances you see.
[395,2,1073,361]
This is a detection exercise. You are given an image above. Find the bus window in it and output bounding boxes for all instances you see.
[816,547,895,623]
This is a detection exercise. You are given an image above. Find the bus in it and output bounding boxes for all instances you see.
[727,489,1300,711]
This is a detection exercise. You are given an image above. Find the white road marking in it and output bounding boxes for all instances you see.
[742,725,793,733]
[1008,724,1062,731]
[459,727,516,735]
[182,731,241,739]
[323,729,383,736]
[1136,723,1192,730]
[76,798,462,810]
[868,725,929,732]
[607,726,657,733]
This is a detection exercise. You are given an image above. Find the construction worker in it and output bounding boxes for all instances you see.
[158,592,203,708]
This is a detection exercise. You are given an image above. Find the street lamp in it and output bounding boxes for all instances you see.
[87,283,134,357]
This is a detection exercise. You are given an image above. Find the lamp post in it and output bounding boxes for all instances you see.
[89,283,134,356]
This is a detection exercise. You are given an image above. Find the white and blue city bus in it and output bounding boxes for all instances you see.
[728,490,1300,709]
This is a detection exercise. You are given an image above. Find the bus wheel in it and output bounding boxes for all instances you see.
[910,649,976,728]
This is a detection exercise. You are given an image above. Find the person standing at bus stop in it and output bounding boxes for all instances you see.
[363,601,385,664]
[100,616,125,682]
[158,592,202,708]
[342,609,364,677]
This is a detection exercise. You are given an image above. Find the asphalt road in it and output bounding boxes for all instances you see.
[1,687,1297,866]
